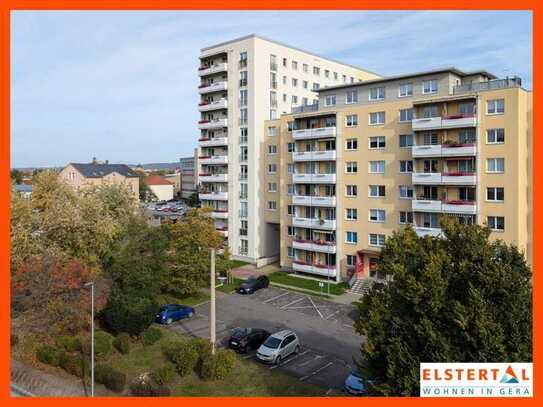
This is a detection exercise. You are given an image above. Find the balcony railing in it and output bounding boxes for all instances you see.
[292,217,336,230]
[198,81,228,94]
[453,77,522,94]
[239,59,247,69]
[292,195,336,207]
[199,191,228,201]
[292,173,336,184]
[292,127,337,140]
[210,210,229,219]
[412,114,477,131]
[412,172,477,186]
[198,99,228,112]
[199,173,228,183]
[198,63,228,77]
[292,150,336,162]
[292,261,337,278]
[199,136,228,147]
[199,155,228,165]
[413,226,443,238]
[412,143,477,158]
[292,103,319,114]
[412,199,477,215]
[292,239,337,253]
[198,118,228,130]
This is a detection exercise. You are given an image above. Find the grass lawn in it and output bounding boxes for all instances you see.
[227,259,251,269]
[216,278,244,294]
[268,271,347,296]
[156,292,210,307]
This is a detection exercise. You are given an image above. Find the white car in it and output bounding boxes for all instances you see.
[256,330,300,364]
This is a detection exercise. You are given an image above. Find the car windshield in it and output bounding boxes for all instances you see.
[351,371,362,379]
[162,305,178,311]
[263,336,282,349]
[233,328,249,336]
[246,277,256,283]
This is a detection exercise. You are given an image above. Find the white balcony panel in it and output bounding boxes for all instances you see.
[200,155,228,165]
[292,173,336,184]
[198,63,228,77]
[217,229,229,237]
[412,199,442,213]
[441,116,477,129]
[198,119,228,130]
[441,202,477,214]
[414,227,443,238]
[292,240,337,254]
[292,195,336,207]
[199,137,228,147]
[412,117,442,131]
[292,262,337,277]
[198,99,228,112]
[292,150,336,162]
[292,127,337,140]
[292,217,336,230]
[412,144,442,157]
[199,192,228,201]
[198,81,228,94]
[211,211,229,219]
[441,174,476,185]
[441,144,477,157]
[199,174,228,183]
[412,173,442,185]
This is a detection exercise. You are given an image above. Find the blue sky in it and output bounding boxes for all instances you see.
[11,10,532,168]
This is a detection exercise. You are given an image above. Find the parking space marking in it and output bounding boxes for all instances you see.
[299,361,334,381]
[325,310,341,320]
[308,296,325,319]
[295,354,323,368]
[263,291,290,303]
[280,296,307,309]
[242,354,254,359]
[269,350,309,370]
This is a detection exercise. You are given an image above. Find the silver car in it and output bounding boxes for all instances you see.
[256,330,300,364]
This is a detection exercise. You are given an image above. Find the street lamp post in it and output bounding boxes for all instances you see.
[210,248,216,355]
[84,281,95,397]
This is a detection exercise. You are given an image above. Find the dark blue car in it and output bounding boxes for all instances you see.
[155,304,195,325]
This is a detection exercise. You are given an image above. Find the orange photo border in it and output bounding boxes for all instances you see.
[0,1,539,405]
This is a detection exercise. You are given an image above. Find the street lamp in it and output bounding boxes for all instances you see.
[83,281,95,397]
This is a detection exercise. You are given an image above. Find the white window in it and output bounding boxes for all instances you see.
[346,208,358,220]
[287,142,295,153]
[313,82,320,90]
[369,233,386,247]
[422,79,438,94]
[369,209,385,223]
[333,72,338,80]
[268,145,277,154]
[303,63,308,72]
[400,160,413,173]
[282,57,287,67]
[324,95,336,106]
[487,187,504,202]
[313,66,320,75]
[423,105,439,118]
[369,136,386,149]
[369,160,385,174]
[287,184,295,195]
[369,87,385,101]
[282,75,287,85]
[399,185,414,199]
[283,93,287,102]
[287,226,295,236]
[487,158,505,173]
[487,99,505,114]
[287,246,295,258]
[346,255,356,267]
[399,134,414,148]
[292,95,298,105]
[398,83,413,97]
[268,163,277,174]
[267,201,277,210]
[399,108,413,122]
[287,163,294,174]
[346,185,357,197]
[346,138,358,150]
[269,110,277,120]
[346,231,358,244]
[487,216,505,231]
[303,80,308,89]
[487,128,505,144]
[324,69,330,78]
[268,182,277,192]
[346,90,358,104]
[292,61,298,70]
[287,205,294,216]
[369,185,386,198]
[399,211,413,224]
[292,78,298,87]
[369,111,385,125]
[346,114,358,127]
[346,161,358,174]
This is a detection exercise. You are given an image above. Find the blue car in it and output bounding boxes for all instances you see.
[155,304,195,325]
[344,371,367,396]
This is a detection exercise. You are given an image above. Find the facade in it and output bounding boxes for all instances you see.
[59,162,139,200]
[144,175,175,201]
[197,34,380,265]
[180,150,198,199]
[264,68,531,283]
[163,172,181,197]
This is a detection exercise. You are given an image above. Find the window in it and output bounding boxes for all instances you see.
[346,161,358,174]
[292,78,298,87]
[287,226,295,236]
[239,108,248,125]
[346,90,358,104]
[267,201,277,210]
[399,134,414,148]
[398,83,413,97]
[287,205,294,216]
[369,209,385,222]
[268,145,277,154]
[292,95,298,105]
[369,136,386,149]
[423,132,439,145]
[459,128,476,143]
[487,187,505,202]
[399,160,413,173]
[350,77,355,83]
[346,231,358,244]
[287,142,295,153]
[369,185,386,198]
[343,75,347,83]
[333,72,338,80]
[422,79,438,94]
[346,255,356,267]
[239,70,248,87]
[369,87,385,101]
[487,216,505,231]
[292,60,298,70]
[302,97,308,106]
[313,66,320,75]
[346,208,358,220]
[369,233,386,247]
[423,105,439,118]
[346,138,358,150]
[267,126,277,137]
[369,160,385,174]
[270,54,277,71]
[268,164,277,174]
[269,109,277,120]
[487,128,505,144]
[487,99,505,114]
[399,185,414,199]
[313,82,320,90]
[399,211,413,224]
[287,184,295,195]
[303,80,308,89]
[346,114,358,127]
[286,247,295,258]
[487,158,505,173]
[270,72,277,89]
[346,185,357,197]
[303,63,308,73]
[325,117,336,127]
[282,57,287,67]
[324,95,336,106]
[287,121,296,131]
[324,69,330,78]
[459,102,476,115]
[369,111,385,125]
[287,163,294,174]
[239,89,248,106]
[399,108,413,122]
[282,75,287,85]
[283,93,287,102]
[268,182,277,192]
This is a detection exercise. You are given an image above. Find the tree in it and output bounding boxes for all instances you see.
[185,192,200,208]
[355,218,532,396]
[10,169,24,184]
[103,291,158,336]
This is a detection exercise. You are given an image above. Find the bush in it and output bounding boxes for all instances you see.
[199,349,236,380]
[11,333,19,347]
[36,346,63,367]
[59,353,89,378]
[161,339,198,376]
[113,333,131,354]
[95,331,114,358]
[104,293,158,336]
[152,362,177,385]
[142,327,163,346]
[95,364,126,393]
[130,373,171,397]
[55,335,82,352]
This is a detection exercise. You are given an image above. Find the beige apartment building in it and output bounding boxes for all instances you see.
[263,68,531,284]
[197,34,380,266]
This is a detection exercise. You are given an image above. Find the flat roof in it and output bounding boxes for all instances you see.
[200,34,381,77]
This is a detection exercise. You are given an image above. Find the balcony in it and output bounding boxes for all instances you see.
[411,199,442,212]
[216,228,229,237]
[211,210,229,219]
[198,99,228,112]
[199,191,228,201]
[412,199,477,215]
[292,239,337,254]
[198,136,228,147]
[414,227,443,238]
[199,173,228,183]
[292,127,337,140]
[198,63,228,77]
[292,150,336,162]
[199,155,228,165]
[412,172,476,186]
[292,261,337,278]
[412,143,477,158]
[198,118,228,130]
[412,115,477,131]
[292,173,336,184]
[292,195,336,207]
[292,217,336,230]
[198,81,228,94]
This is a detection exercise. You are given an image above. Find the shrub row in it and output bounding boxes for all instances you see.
[130,373,171,397]
[113,333,131,354]
[95,364,126,392]
[142,327,163,346]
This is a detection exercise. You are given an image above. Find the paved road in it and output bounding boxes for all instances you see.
[165,287,363,391]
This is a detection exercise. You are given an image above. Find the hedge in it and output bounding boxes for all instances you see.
[95,331,114,358]
[152,362,177,385]
[199,349,237,380]
[36,346,63,367]
[55,335,82,352]
[113,333,131,354]
[95,364,126,393]
[59,353,89,378]
[142,327,163,346]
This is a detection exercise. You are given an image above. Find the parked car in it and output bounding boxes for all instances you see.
[256,330,300,364]
[237,275,269,294]
[344,370,374,396]
[155,304,195,325]
[228,328,270,353]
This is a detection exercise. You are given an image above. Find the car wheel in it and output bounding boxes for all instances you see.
[187,312,193,318]
[275,355,282,365]
[166,318,173,325]
[295,345,300,354]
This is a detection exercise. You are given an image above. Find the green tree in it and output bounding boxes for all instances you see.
[10,169,24,184]
[185,192,200,208]
[355,218,532,396]
[103,291,158,336]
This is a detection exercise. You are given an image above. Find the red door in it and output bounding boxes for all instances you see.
[355,252,364,278]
